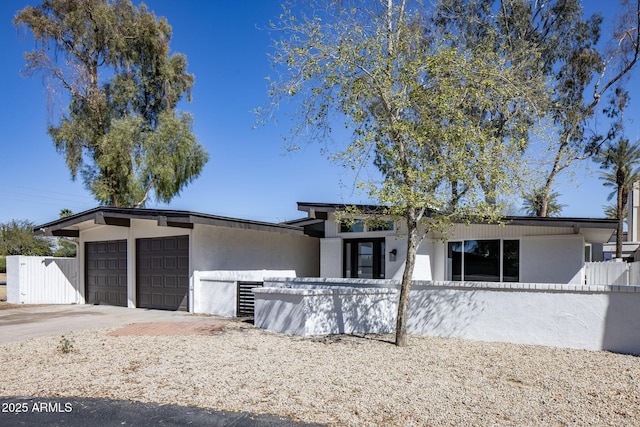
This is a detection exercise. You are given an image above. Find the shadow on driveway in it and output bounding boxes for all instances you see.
[0,397,324,427]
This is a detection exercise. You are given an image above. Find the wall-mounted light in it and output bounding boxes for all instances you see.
[389,248,397,261]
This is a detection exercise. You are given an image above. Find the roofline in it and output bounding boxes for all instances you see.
[297,202,388,214]
[297,202,618,229]
[35,206,306,237]
[282,217,325,226]
[501,216,617,229]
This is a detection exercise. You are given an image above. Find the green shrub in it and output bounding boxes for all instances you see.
[57,336,75,354]
[0,257,5,274]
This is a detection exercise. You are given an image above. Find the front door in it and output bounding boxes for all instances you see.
[343,238,385,279]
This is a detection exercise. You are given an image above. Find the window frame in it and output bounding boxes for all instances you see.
[447,238,520,282]
[343,238,386,279]
[339,219,394,233]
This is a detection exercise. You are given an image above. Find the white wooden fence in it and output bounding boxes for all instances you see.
[584,261,640,286]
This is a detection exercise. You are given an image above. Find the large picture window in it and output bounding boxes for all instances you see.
[447,239,519,282]
[344,238,385,279]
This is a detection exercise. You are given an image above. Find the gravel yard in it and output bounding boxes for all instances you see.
[0,320,639,426]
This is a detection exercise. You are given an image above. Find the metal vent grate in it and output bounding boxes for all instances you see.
[237,281,263,317]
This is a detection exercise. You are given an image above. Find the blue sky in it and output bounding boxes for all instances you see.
[0,0,634,225]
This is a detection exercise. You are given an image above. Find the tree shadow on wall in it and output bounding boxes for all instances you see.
[305,289,399,336]
[407,284,482,339]
[255,283,483,343]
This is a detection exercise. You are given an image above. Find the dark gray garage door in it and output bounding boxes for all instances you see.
[86,240,128,306]
[136,235,189,311]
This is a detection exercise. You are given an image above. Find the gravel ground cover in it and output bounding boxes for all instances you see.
[1,321,638,426]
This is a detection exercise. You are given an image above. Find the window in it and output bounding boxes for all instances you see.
[344,238,385,279]
[447,239,519,282]
[369,221,395,232]
[502,240,520,282]
[340,220,365,233]
[340,220,394,233]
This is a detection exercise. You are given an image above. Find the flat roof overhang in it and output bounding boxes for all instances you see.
[297,202,617,244]
[35,206,306,238]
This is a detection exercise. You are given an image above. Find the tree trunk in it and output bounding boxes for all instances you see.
[617,184,625,259]
[395,207,418,347]
[539,165,559,217]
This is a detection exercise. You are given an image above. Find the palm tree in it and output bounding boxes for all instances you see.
[603,203,626,220]
[522,187,564,217]
[597,138,640,259]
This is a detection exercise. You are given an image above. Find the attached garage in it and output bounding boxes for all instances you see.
[136,235,189,311]
[85,240,128,306]
[36,206,321,313]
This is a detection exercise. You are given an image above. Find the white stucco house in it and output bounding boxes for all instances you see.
[254,202,640,354]
[29,202,616,315]
[294,202,617,285]
[35,207,319,312]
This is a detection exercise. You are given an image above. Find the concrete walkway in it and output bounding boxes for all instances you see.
[0,304,222,343]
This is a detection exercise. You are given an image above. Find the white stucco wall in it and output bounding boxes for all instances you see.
[193,270,296,316]
[191,224,318,276]
[389,238,432,280]
[520,235,584,284]
[406,282,640,353]
[258,278,640,353]
[254,286,398,335]
[320,238,342,277]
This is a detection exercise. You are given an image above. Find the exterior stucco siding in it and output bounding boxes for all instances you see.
[191,224,319,277]
[520,235,584,284]
[258,278,640,353]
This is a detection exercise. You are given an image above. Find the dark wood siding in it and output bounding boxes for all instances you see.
[136,235,189,311]
[85,240,128,306]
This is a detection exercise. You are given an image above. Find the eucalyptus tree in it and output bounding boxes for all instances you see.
[597,138,640,258]
[264,0,546,346]
[14,0,208,207]
[433,0,640,217]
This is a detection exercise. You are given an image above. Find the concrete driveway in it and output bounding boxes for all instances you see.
[0,304,220,343]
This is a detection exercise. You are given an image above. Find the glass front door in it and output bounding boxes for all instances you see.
[344,238,385,279]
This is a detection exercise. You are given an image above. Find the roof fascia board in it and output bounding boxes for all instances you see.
[297,202,617,230]
[50,229,80,238]
[94,212,130,227]
[504,217,617,229]
[36,206,312,236]
[190,215,303,235]
[166,221,194,229]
